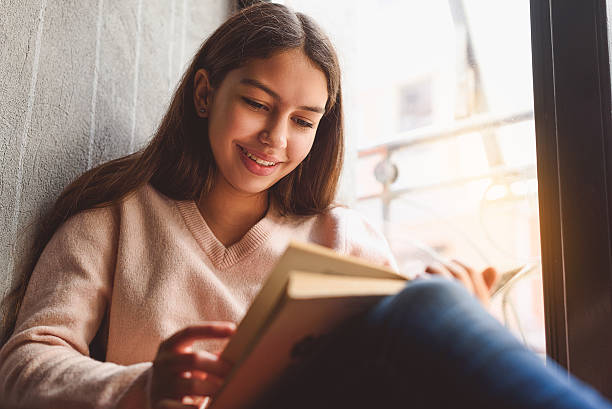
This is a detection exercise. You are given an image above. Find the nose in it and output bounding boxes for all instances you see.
[258,114,287,149]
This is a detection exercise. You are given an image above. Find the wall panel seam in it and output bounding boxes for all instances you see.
[129,0,144,153]
[88,0,105,169]
[11,0,48,238]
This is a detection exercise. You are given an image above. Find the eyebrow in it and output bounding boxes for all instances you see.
[240,78,325,114]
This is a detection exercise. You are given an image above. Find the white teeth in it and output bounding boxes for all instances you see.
[240,146,276,166]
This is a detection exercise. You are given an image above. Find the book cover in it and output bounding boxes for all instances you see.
[209,241,407,409]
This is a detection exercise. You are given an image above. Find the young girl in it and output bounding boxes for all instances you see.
[0,3,609,409]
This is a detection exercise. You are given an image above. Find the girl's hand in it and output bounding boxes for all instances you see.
[150,323,237,409]
[425,261,498,306]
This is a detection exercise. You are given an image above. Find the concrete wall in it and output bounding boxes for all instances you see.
[0,0,231,334]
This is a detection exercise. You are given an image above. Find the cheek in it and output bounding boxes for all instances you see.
[288,134,315,164]
[209,103,262,146]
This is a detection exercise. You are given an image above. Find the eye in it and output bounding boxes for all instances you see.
[242,97,268,111]
[293,117,314,129]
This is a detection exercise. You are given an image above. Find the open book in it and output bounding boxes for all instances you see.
[209,241,408,409]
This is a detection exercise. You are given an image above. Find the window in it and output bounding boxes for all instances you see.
[282,0,544,354]
[277,0,612,397]
[398,79,434,132]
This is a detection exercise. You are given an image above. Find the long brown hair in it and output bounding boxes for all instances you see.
[1,2,343,344]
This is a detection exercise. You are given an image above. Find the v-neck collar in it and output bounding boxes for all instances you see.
[176,200,276,269]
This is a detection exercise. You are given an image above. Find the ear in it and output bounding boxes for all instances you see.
[193,68,214,118]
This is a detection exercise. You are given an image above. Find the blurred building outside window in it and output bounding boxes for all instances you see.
[277,0,543,354]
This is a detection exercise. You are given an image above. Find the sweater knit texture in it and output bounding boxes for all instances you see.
[0,184,397,409]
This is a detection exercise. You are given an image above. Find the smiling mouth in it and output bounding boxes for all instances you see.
[238,145,278,167]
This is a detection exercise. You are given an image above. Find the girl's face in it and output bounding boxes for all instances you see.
[195,48,328,197]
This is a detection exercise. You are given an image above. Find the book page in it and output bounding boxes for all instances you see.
[221,241,403,363]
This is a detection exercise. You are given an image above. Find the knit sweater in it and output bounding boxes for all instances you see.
[0,184,398,409]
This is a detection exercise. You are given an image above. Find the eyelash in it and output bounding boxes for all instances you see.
[242,97,269,111]
[293,118,314,129]
[242,97,314,129]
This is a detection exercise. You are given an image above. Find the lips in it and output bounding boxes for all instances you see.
[236,145,281,176]
[238,145,277,167]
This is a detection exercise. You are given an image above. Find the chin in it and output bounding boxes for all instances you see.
[231,179,276,195]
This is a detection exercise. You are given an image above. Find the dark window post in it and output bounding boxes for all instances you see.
[531,0,612,397]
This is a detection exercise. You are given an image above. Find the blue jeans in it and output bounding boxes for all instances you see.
[251,278,612,409]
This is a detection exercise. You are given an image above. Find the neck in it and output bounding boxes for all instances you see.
[197,178,269,247]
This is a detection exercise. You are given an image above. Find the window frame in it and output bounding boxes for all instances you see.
[531,0,612,396]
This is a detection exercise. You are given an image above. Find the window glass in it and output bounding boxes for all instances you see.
[279,0,543,353]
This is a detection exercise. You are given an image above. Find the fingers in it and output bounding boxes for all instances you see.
[151,323,236,409]
[482,266,499,291]
[159,323,237,354]
[424,263,452,279]
[426,262,474,294]
[451,260,492,306]
[163,376,223,400]
[154,399,200,409]
[154,396,209,409]
[154,350,233,379]
[425,261,496,306]
[151,359,227,404]
[152,374,222,402]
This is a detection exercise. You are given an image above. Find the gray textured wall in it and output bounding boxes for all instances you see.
[0,0,230,330]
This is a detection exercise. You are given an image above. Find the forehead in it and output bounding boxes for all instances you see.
[225,49,328,108]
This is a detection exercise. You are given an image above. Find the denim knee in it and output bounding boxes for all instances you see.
[360,278,612,409]
[364,276,488,334]
[362,277,523,370]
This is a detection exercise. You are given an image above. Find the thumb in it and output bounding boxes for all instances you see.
[482,267,498,291]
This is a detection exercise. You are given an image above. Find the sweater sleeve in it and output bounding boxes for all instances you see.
[312,206,399,273]
[342,209,400,273]
[0,207,152,409]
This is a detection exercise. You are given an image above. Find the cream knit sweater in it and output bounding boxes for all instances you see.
[0,184,397,409]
